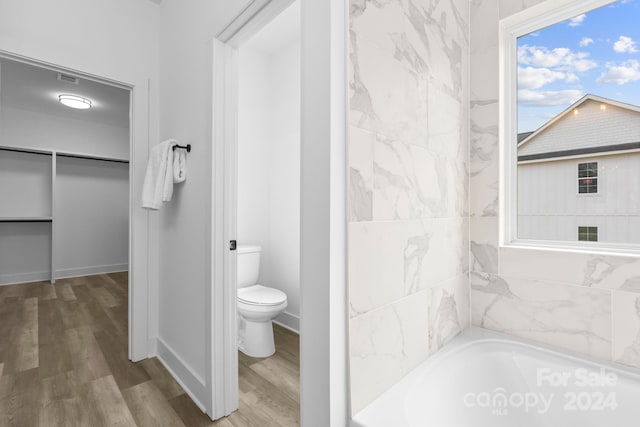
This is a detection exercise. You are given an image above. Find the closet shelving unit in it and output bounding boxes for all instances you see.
[0,144,129,284]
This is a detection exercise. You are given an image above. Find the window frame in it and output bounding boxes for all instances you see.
[577,161,599,195]
[578,226,599,242]
[498,0,640,256]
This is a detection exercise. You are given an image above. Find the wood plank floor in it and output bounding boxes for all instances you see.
[0,273,300,427]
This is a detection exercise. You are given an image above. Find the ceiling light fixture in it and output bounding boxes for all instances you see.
[58,94,92,110]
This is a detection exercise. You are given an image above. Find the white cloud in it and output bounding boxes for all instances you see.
[579,37,594,47]
[597,60,640,84]
[518,45,597,72]
[613,35,638,53]
[568,14,586,27]
[564,72,579,83]
[518,66,567,89]
[518,89,584,107]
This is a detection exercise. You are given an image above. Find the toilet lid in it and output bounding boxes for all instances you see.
[238,285,287,306]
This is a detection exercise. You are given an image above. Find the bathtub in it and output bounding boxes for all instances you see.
[351,327,640,427]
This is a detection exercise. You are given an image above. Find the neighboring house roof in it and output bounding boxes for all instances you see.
[517,131,534,143]
[517,94,640,162]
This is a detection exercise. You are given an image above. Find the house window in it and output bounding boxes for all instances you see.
[501,0,640,252]
[578,162,598,194]
[578,226,598,242]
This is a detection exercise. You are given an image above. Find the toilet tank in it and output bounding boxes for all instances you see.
[237,245,262,288]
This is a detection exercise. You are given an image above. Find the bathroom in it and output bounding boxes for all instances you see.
[1,0,640,426]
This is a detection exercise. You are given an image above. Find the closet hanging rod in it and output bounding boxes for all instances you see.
[172,144,191,152]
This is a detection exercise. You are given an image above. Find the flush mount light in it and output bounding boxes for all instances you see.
[58,94,92,110]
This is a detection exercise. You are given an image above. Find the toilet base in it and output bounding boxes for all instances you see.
[238,317,276,358]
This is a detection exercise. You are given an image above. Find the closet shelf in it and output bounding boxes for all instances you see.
[0,217,53,222]
[0,145,129,163]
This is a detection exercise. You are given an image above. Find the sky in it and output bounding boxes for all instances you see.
[517,0,640,132]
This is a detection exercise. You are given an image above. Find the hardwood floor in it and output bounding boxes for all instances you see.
[0,274,300,427]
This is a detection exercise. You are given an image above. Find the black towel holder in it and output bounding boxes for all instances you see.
[173,144,191,152]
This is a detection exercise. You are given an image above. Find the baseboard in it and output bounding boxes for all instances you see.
[156,337,207,413]
[0,271,51,286]
[56,263,128,279]
[0,264,128,286]
[147,337,158,357]
[274,311,300,333]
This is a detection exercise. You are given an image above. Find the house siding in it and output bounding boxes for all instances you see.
[519,99,640,156]
[518,153,640,243]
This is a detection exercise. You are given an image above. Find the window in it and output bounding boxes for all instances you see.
[500,0,640,252]
[578,226,598,242]
[578,162,598,194]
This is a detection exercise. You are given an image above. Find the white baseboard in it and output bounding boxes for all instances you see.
[147,337,158,357]
[0,271,50,286]
[274,311,300,333]
[0,264,129,286]
[156,337,207,413]
[56,263,128,279]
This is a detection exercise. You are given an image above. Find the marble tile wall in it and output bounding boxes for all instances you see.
[348,0,471,414]
[470,0,640,371]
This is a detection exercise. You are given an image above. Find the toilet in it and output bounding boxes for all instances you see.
[236,244,287,358]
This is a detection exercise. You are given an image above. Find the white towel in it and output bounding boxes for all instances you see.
[142,139,177,210]
[173,146,187,184]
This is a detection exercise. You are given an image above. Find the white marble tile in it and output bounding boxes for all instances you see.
[498,0,547,19]
[471,272,612,359]
[469,160,498,218]
[349,4,429,145]
[470,94,499,219]
[470,216,499,274]
[471,0,499,52]
[349,218,468,317]
[613,291,640,368]
[350,290,430,414]
[429,273,470,354]
[349,126,374,222]
[372,138,442,220]
[428,81,465,142]
[582,256,640,293]
[499,247,586,285]
[500,248,640,292]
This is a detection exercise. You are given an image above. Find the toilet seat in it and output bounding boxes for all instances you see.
[237,285,287,306]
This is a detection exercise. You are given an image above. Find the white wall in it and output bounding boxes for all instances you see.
[238,39,301,329]
[0,0,160,361]
[518,153,640,243]
[238,48,271,278]
[157,0,252,410]
[0,150,51,218]
[55,157,129,276]
[269,40,301,324]
[0,106,129,160]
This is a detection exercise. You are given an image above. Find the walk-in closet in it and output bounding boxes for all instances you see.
[0,57,130,286]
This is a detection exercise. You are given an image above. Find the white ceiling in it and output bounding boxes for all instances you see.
[0,58,130,129]
[243,1,300,54]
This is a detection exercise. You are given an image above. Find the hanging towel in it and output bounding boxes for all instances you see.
[173,146,187,184]
[142,139,176,210]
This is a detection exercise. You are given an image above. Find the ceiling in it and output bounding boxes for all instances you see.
[0,58,130,129]
[243,1,300,54]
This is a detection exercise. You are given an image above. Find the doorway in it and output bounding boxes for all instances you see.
[209,0,301,422]
[0,54,136,357]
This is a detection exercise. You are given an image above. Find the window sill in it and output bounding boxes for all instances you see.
[502,239,640,258]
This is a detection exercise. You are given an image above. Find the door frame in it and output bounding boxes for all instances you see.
[0,50,151,362]
[208,0,298,418]
[208,0,350,423]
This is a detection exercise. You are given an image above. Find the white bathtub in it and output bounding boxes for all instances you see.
[351,327,640,427]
